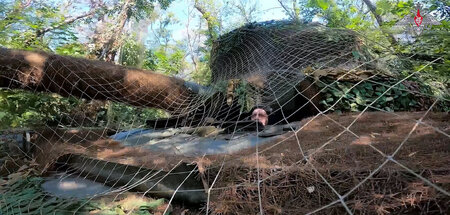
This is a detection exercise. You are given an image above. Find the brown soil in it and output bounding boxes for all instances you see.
[32,111,449,214]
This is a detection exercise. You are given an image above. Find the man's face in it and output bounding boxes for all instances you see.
[251,108,268,126]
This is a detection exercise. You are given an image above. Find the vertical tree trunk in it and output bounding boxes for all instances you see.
[362,0,398,46]
[194,0,219,41]
[98,0,132,62]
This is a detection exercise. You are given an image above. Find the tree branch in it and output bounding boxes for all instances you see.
[277,0,295,21]
[36,10,97,37]
[362,0,383,26]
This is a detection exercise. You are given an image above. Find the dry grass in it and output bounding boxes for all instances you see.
[32,111,449,214]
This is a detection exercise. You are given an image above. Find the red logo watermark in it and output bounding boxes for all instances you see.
[394,4,442,37]
[414,9,423,27]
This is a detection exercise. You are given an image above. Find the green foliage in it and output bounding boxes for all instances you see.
[151,12,179,47]
[0,1,90,129]
[151,46,187,75]
[307,0,352,28]
[213,80,254,112]
[376,0,414,24]
[0,90,81,129]
[190,60,212,85]
[142,50,158,70]
[119,35,147,67]
[392,1,449,109]
[399,21,449,94]
[144,11,188,75]
[194,0,222,43]
[317,77,436,113]
[55,42,88,57]
[129,0,174,21]
[305,0,449,112]
[105,0,173,22]
[103,103,169,129]
[234,81,251,112]
[0,1,79,50]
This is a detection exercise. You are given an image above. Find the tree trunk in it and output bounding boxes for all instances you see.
[0,48,194,113]
[97,0,132,62]
[362,0,398,46]
[194,0,218,41]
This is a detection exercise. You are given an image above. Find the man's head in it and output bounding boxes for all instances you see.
[251,108,268,126]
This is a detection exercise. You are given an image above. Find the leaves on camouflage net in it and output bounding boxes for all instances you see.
[318,76,435,112]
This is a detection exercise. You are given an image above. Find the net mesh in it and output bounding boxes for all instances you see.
[0,21,448,214]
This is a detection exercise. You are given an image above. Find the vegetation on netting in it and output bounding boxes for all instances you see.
[305,0,449,110]
[213,79,256,112]
[213,73,442,116]
[317,77,436,113]
[210,17,447,115]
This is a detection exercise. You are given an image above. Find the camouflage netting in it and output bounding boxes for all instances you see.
[211,21,375,82]
[0,20,448,215]
[209,21,437,121]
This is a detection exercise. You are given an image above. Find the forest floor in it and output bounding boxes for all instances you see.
[26,111,450,214]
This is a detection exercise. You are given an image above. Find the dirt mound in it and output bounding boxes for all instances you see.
[205,111,449,214]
